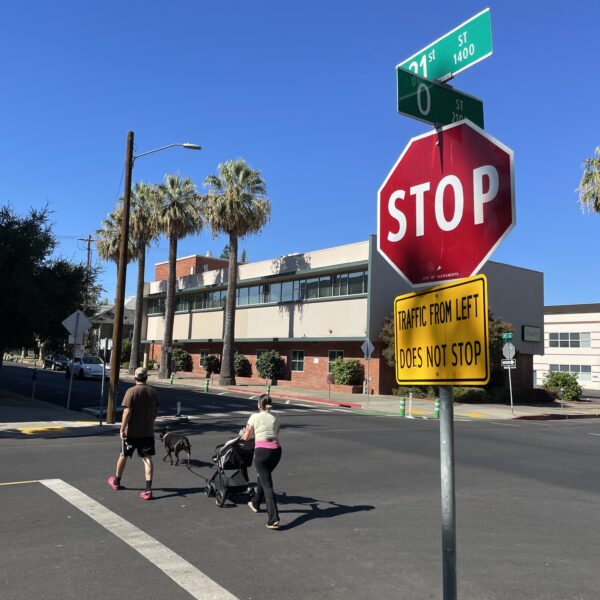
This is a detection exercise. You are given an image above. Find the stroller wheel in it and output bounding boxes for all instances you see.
[205,483,215,497]
[215,490,226,507]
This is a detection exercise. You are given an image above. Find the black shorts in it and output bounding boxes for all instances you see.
[121,437,155,458]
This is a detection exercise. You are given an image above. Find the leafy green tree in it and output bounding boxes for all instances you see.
[544,371,582,402]
[220,244,230,259]
[240,248,248,263]
[155,175,202,379]
[0,205,93,367]
[578,146,600,213]
[330,357,364,385]
[202,160,271,386]
[34,260,99,350]
[256,350,284,381]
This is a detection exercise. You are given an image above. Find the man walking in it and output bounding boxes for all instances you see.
[108,367,160,500]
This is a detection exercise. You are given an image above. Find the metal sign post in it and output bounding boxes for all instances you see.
[439,385,457,600]
[361,339,375,404]
[99,338,109,426]
[502,340,516,415]
[66,311,80,411]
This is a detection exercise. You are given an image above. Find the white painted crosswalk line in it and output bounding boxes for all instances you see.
[40,479,237,600]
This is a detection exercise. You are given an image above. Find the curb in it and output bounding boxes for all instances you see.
[226,385,363,409]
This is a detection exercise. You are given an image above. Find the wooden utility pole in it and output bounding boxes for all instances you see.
[107,131,134,424]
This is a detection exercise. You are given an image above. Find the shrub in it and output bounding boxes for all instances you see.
[234,352,252,377]
[453,387,488,403]
[120,339,132,365]
[544,371,582,402]
[121,361,129,370]
[201,354,220,375]
[172,347,192,372]
[394,386,431,398]
[330,358,364,386]
[256,350,285,381]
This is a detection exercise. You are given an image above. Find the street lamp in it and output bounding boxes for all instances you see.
[106,131,201,424]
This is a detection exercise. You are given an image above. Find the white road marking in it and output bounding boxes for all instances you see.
[40,479,237,600]
[588,433,600,436]
[217,392,228,396]
[236,411,253,416]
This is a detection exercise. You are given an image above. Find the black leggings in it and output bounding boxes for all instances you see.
[252,447,282,525]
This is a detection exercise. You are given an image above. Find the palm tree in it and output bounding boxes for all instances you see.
[202,159,271,386]
[155,174,202,379]
[128,182,160,374]
[95,206,136,362]
[578,146,600,213]
[96,208,131,265]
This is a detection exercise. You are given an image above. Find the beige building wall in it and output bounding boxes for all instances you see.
[533,306,600,392]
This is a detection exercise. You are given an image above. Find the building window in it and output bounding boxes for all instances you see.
[348,271,364,295]
[549,332,591,348]
[328,350,344,372]
[319,276,332,298]
[548,364,592,381]
[148,298,165,315]
[291,350,305,372]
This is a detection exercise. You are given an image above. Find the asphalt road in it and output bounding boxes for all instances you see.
[0,363,254,415]
[1,368,600,599]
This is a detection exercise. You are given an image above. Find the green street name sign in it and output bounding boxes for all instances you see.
[397,67,484,128]
[398,8,493,81]
[501,332,513,340]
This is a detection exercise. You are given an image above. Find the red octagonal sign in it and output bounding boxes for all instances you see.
[377,120,515,287]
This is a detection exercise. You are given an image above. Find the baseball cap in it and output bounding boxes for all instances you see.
[134,367,148,380]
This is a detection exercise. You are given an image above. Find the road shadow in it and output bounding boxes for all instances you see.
[275,492,375,530]
[123,485,207,500]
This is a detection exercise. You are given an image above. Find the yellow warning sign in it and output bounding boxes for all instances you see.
[394,275,489,385]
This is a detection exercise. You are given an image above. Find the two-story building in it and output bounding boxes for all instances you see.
[142,235,544,394]
[533,304,600,393]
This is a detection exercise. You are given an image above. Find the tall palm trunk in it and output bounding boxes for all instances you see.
[219,233,238,386]
[159,234,178,379]
[128,242,146,374]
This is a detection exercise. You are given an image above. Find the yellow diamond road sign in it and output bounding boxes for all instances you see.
[394,275,489,385]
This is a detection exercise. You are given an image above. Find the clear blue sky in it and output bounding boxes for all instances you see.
[2,1,599,306]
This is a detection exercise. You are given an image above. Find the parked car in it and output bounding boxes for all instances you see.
[66,356,110,380]
[42,354,69,371]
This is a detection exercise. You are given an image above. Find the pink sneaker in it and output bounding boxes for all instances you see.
[140,490,153,501]
[107,476,124,490]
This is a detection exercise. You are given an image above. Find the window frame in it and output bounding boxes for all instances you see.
[291,349,305,372]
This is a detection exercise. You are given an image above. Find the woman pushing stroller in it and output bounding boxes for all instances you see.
[241,394,282,530]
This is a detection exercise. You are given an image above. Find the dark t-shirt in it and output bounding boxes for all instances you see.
[121,383,159,438]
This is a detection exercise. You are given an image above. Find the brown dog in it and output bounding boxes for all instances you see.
[159,430,191,467]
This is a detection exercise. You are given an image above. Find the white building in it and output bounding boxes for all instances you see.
[533,304,600,392]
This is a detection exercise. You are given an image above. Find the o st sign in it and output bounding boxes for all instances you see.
[377,120,514,287]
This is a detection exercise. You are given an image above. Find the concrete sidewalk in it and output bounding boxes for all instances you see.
[2,369,600,437]
[148,372,600,421]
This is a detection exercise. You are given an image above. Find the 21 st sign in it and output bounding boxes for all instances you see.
[398,8,493,81]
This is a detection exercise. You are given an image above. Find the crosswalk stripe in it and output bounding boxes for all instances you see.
[40,479,237,599]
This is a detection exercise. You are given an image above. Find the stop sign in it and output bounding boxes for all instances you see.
[377,120,515,287]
